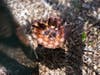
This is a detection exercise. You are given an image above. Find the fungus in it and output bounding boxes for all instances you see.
[30,17,67,49]
[17,17,71,49]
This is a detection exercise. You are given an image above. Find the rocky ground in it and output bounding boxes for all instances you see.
[0,0,100,75]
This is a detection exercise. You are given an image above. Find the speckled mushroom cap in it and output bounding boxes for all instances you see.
[31,17,65,49]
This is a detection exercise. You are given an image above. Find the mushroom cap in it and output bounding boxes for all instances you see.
[31,17,65,49]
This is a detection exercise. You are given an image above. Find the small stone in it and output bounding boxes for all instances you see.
[96,68,100,74]
[97,14,100,20]
[92,11,97,18]
[0,67,8,75]
[84,45,93,51]
[82,3,91,9]
[82,69,87,75]
[94,65,97,70]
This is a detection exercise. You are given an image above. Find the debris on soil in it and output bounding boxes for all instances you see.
[0,0,100,75]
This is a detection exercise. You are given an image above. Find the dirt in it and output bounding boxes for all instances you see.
[0,0,100,75]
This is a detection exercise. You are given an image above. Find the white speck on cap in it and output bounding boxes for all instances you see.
[49,41,53,44]
[60,38,64,42]
[43,41,48,45]
[55,41,59,46]
[48,44,53,48]
[41,31,45,35]
[38,38,43,44]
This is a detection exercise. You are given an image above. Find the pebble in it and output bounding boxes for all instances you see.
[0,66,8,75]
[82,3,91,9]
[84,45,94,51]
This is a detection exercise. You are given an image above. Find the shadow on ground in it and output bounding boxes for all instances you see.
[0,51,38,75]
[0,0,38,75]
